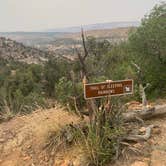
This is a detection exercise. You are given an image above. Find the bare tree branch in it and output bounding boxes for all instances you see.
[81,28,89,61]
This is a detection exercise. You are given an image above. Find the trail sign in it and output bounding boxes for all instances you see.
[84,79,133,99]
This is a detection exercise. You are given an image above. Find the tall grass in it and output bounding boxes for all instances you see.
[75,122,123,166]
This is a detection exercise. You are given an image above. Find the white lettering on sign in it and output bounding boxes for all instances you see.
[98,89,115,95]
[89,83,123,92]
[106,83,123,89]
[90,86,99,90]
[84,79,133,99]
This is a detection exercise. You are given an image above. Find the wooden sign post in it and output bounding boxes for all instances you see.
[84,79,133,99]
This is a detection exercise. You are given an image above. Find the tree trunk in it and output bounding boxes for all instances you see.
[123,104,166,122]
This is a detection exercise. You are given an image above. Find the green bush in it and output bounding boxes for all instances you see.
[55,77,85,111]
[55,77,73,103]
[128,2,166,98]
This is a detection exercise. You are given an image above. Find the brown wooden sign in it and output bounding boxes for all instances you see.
[84,79,133,99]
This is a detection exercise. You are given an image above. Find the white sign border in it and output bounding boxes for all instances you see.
[84,79,134,100]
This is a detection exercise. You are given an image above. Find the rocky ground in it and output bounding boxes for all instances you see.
[0,101,166,166]
[111,111,166,166]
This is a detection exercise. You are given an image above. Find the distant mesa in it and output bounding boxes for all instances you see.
[45,21,140,33]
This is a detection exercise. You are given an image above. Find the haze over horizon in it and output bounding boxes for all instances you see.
[0,0,162,32]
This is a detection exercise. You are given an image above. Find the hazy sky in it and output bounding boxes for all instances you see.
[0,0,162,32]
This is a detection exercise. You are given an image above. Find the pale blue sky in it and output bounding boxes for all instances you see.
[0,0,162,32]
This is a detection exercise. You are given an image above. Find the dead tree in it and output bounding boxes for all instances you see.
[139,83,150,107]
[75,31,116,133]
[75,29,97,125]
[132,62,150,108]
[123,104,166,122]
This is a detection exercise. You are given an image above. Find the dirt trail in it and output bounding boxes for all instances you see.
[0,106,80,166]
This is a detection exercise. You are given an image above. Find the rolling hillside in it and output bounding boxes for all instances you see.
[0,37,53,64]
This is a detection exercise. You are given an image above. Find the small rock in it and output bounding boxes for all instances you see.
[143,158,150,162]
[44,156,49,162]
[131,161,148,166]
[133,143,143,149]
[27,145,31,149]
[23,156,31,161]
[148,139,156,145]
[139,127,146,133]
[152,128,161,135]
[60,160,74,166]
[0,138,5,143]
